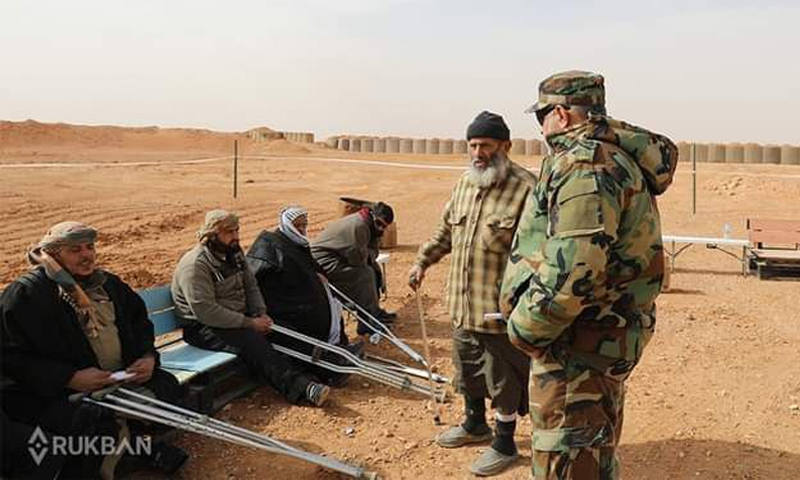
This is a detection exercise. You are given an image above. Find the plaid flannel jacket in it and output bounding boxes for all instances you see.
[415,161,535,333]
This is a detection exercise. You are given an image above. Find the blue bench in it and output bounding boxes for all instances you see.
[138,285,259,413]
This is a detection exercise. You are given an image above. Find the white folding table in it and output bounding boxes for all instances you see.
[662,235,750,275]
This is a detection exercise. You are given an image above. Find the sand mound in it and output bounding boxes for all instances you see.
[249,138,312,155]
[0,120,287,153]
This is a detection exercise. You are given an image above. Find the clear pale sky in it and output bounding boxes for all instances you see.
[2,0,799,145]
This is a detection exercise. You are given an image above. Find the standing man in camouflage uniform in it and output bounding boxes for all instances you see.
[408,111,535,476]
[500,71,678,479]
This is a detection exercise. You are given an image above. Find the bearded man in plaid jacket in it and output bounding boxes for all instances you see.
[408,111,536,476]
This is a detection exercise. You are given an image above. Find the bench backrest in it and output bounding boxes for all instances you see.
[747,218,800,249]
[138,285,180,336]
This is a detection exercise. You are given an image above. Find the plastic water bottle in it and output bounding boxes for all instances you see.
[723,223,732,239]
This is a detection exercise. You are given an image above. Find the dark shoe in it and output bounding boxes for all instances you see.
[343,340,366,358]
[469,447,519,476]
[147,443,189,475]
[325,372,350,388]
[306,382,331,407]
[357,317,391,335]
[377,308,397,322]
[435,424,493,448]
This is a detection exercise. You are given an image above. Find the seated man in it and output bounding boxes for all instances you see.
[0,221,186,479]
[171,210,330,407]
[246,206,364,385]
[311,201,396,334]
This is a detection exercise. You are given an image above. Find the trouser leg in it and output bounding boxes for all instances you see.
[36,399,118,480]
[529,351,624,480]
[202,326,313,404]
[451,328,530,415]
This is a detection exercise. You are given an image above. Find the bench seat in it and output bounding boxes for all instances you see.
[138,285,258,412]
[160,340,238,375]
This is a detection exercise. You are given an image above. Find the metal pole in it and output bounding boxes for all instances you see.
[691,143,697,215]
[233,140,238,199]
[415,290,443,425]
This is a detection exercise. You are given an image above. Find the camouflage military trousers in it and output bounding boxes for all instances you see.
[529,349,625,480]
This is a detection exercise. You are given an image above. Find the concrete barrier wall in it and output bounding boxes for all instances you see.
[725,143,744,164]
[361,137,374,153]
[526,140,534,156]
[280,131,315,143]
[524,140,535,156]
[386,137,400,153]
[763,145,781,164]
[677,142,691,162]
[511,138,526,155]
[439,139,454,154]
[744,143,763,164]
[708,143,726,163]
[331,134,797,168]
[695,143,709,163]
[781,145,800,165]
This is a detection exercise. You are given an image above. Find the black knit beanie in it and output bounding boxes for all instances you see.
[466,111,510,141]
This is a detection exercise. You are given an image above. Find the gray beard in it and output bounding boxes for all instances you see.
[467,153,510,188]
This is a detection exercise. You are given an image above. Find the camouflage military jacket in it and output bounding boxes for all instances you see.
[500,115,677,379]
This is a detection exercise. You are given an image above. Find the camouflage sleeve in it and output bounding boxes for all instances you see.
[507,168,620,352]
[414,197,453,269]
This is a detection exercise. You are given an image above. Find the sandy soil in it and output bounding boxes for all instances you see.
[1,120,799,479]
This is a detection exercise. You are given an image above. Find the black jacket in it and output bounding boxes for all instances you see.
[246,230,332,342]
[0,267,158,399]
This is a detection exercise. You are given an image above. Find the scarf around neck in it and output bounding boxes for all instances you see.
[279,206,309,247]
[27,248,106,338]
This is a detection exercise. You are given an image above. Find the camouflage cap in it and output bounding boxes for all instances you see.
[525,70,605,114]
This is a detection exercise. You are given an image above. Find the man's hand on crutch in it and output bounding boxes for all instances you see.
[407,264,426,291]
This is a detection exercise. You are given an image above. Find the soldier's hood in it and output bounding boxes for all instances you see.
[550,115,678,196]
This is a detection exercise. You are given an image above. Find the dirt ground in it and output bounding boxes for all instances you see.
[1,121,799,479]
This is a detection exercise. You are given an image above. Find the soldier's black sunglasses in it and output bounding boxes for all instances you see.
[535,104,570,126]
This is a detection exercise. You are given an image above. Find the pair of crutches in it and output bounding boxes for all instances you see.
[328,284,444,425]
[269,324,446,401]
[73,386,377,479]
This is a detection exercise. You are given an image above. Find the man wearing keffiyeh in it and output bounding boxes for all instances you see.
[172,209,332,407]
[247,206,365,387]
[1,221,186,479]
